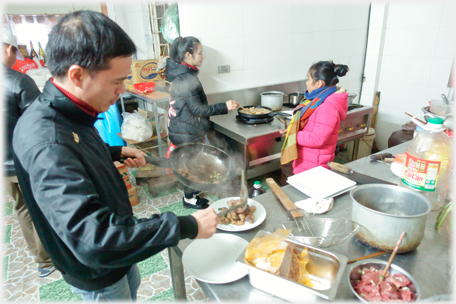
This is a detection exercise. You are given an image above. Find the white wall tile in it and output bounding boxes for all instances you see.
[290,32,333,65]
[199,70,246,95]
[332,3,370,31]
[428,58,453,88]
[331,29,367,58]
[374,105,409,150]
[434,27,455,59]
[369,3,387,30]
[242,3,293,36]
[291,4,335,33]
[113,3,142,15]
[243,64,296,90]
[383,28,438,58]
[439,4,454,28]
[243,34,293,69]
[387,3,443,29]
[199,37,244,71]
[380,56,433,87]
[189,3,243,39]
[366,28,383,57]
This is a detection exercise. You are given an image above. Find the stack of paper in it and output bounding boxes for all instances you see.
[287,166,356,199]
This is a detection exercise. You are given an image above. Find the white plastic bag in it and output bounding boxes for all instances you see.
[121,110,153,142]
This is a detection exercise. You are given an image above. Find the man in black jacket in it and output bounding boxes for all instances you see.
[12,11,218,301]
[2,29,55,277]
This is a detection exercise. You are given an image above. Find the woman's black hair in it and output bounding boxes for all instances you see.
[308,60,349,86]
[46,10,136,79]
[169,36,200,63]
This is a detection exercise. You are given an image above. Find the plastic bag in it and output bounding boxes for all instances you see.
[160,2,180,44]
[121,110,153,142]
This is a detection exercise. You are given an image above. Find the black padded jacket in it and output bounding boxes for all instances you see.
[2,64,41,176]
[13,80,199,291]
[165,58,228,145]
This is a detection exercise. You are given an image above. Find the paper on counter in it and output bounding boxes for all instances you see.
[294,197,334,214]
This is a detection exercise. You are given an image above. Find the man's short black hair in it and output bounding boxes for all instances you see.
[46,10,136,79]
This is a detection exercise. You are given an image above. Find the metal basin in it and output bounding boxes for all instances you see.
[347,259,421,302]
[236,230,348,301]
[350,184,431,253]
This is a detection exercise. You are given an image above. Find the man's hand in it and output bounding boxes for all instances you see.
[121,147,147,168]
[226,100,239,111]
[191,208,218,239]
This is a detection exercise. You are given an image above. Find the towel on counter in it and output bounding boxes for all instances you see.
[280,86,337,165]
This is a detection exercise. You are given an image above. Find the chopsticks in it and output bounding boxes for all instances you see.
[379,231,406,283]
[347,251,388,264]
[405,112,426,124]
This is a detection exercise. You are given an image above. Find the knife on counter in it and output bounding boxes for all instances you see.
[327,162,397,186]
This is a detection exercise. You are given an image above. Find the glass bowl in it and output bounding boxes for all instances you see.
[274,218,365,249]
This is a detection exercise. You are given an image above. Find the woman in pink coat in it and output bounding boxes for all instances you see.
[281,61,349,175]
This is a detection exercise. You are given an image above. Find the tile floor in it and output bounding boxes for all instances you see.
[2,150,349,302]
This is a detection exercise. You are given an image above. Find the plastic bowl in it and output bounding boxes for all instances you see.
[133,82,155,94]
[347,259,421,302]
[274,218,365,249]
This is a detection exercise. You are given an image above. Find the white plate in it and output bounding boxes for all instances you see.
[182,233,249,284]
[210,197,266,232]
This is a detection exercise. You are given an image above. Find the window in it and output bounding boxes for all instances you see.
[148,2,171,58]
[4,14,62,63]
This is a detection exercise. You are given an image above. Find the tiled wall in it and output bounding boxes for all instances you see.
[361,3,454,150]
[178,3,370,97]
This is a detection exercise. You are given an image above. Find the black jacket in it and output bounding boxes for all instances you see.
[165,58,227,145]
[2,65,41,176]
[13,80,198,291]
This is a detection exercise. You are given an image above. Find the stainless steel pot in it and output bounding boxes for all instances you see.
[347,93,357,105]
[288,92,305,106]
[350,184,431,253]
[260,91,287,111]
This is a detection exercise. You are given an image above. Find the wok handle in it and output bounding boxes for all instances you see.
[120,156,170,168]
[143,156,171,168]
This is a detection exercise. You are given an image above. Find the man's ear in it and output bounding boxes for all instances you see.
[67,65,86,88]
[185,51,192,61]
[317,80,325,88]
[4,44,14,57]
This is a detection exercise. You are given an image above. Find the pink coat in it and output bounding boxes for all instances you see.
[293,92,348,174]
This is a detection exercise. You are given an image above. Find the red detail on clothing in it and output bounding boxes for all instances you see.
[11,58,39,74]
[51,78,99,117]
[181,61,199,71]
[164,142,178,175]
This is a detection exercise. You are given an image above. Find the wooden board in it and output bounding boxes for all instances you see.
[266,178,303,219]
[116,133,167,145]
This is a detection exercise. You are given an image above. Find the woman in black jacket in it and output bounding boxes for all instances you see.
[165,36,239,209]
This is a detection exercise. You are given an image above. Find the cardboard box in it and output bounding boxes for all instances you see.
[114,161,131,189]
[128,185,138,206]
[124,59,164,91]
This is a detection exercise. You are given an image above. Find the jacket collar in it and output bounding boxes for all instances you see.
[40,80,99,127]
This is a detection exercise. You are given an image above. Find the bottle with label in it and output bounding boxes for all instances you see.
[400,117,452,210]
[248,181,266,198]
[29,40,38,60]
[38,42,46,66]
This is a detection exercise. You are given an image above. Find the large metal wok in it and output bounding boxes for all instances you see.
[143,143,235,191]
[237,105,291,120]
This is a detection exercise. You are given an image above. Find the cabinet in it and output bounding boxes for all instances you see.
[119,90,170,157]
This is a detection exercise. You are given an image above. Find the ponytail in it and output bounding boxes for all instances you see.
[308,60,349,87]
[170,36,200,63]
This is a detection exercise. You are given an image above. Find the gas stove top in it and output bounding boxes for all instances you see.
[235,115,273,125]
[347,104,364,112]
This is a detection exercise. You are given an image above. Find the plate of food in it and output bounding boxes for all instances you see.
[210,197,266,232]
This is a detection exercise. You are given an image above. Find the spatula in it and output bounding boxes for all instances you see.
[217,169,248,218]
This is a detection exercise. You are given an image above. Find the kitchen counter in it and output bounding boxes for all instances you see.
[210,105,373,179]
[176,142,452,302]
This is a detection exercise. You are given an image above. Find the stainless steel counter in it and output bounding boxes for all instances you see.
[177,142,453,302]
[210,105,373,179]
